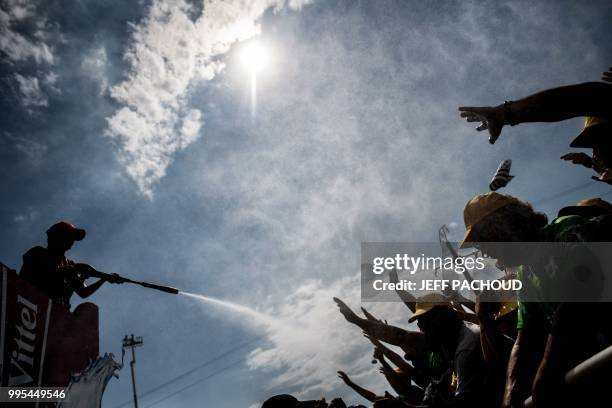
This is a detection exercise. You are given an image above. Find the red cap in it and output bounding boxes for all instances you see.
[46,222,86,241]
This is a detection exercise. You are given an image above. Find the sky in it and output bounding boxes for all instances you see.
[1,0,611,406]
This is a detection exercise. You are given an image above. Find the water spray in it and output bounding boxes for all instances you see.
[180,291,278,327]
[91,270,277,326]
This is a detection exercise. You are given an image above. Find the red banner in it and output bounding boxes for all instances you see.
[0,263,99,388]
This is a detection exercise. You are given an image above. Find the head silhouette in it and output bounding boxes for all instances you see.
[46,222,86,254]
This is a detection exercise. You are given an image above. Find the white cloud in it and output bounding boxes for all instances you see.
[81,46,109,95]
[1,1,56,113]
[14,74,48,107]
[0,0,54,64]
[106,0,311,197]
[244,276,411,403]
[13,208,39,223]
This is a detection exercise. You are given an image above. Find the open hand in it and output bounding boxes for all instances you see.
[333,297,360,324]
[337,370,351,385]
[459,105,505,144]
[360,307,387,324]
[560,152,593,168]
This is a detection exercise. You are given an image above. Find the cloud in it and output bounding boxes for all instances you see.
[0,131,47,160]
[245,276,411,403]
[14,74,48,108]
[1,1,57,114]
[13,208,39,223]
[106,0,311,197]
[0,0,54,64]
[81,46,109,96]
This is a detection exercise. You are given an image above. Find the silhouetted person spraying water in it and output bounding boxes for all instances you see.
[20,221,124,310]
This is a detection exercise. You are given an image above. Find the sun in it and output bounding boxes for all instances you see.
[239,40,270,119]
[240,42,268,74]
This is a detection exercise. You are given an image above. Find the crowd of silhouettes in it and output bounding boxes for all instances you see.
[259,68,612,408]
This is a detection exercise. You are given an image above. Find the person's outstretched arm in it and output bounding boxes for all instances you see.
[364,332,415,376]
[73,263,124,298]
[334,297,426,358]
[459,81,612,143]
[337,371,381,402]
[389,269,416,312]
[375,348,417,400]
[361,307,388,325]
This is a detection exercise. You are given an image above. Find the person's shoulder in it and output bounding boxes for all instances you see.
[23,246,47,261]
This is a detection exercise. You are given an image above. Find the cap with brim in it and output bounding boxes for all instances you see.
[46,221,86,241]
[570,117,612,148]
[408,293,451,323]
[460,192,521,248]
[558,197,612,218]
[461,227,477,250]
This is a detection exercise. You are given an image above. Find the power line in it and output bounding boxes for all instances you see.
[113,338,259,408]
[142,356,248,408]
[530,181,596,206]
[599,189,612,198]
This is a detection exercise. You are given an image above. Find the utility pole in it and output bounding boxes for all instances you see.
[122,334,144,408]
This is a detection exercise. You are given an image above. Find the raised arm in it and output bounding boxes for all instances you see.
[335,298,427,359]
[459,82,612,143]
[364,332,415,377]
[375,348,415,397]
[337,371,381,402]
[389,269,416,313]
[361,307,388,325]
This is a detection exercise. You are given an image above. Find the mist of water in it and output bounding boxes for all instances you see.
[180,291,278,328]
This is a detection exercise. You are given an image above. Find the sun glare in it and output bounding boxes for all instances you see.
[239,41,270,119]
[240,42,268,74]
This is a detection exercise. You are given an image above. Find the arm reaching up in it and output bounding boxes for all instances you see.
[459,82,612,144]
[364,332,415,377]
[334,297,426,359]
[361,307,388,325]
[337,371,381,402]
[389,269,416,312]
[375,348,419,402]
